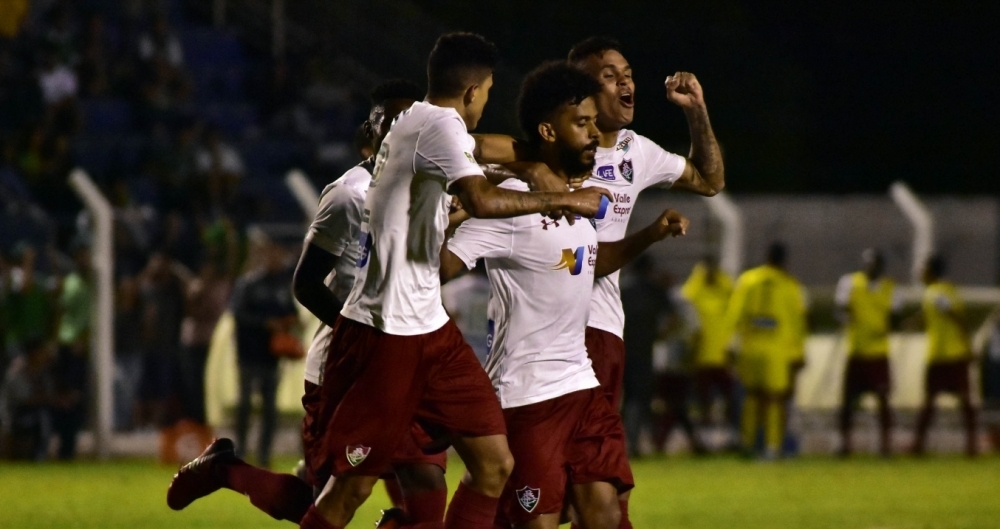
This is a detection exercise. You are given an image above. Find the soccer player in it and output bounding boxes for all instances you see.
[441,60,689,529]
[835,248,900,457]
[167,80,451,525]
[681,256,738,441]
[726,243,807,459]
[304,33,610,529]
[912,254,978,457]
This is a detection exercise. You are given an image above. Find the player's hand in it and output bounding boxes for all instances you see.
[567,171,590,190]
[665,72,705,109]
[521,162,582,223]
[652,209,689,239]
[562,186,613,220]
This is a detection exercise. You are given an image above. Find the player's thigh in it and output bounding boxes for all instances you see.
[566,389,633,495]
[764,356,791,395]
[514,513,561,529]
[418,320,506,440]
[736,354,764,390]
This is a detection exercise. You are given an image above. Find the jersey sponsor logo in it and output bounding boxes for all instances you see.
[356,232,372,267]
[615,136,633,153]
[345,445,371,467]
[464,151,476,164]
[610,192,632,217]
[553,245,597,275]
[516,486,541,513]
[486,319,495,354]
[541,218,561,230]
[595,164,616,181]
[618,158,634,183]
[596,195,609,219]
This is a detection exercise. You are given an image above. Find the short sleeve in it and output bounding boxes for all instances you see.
[834,274,853,308]
[305,183,363,256]
[637,135,686,190]
[934,292,952,312]
[447,217,515,269]
[414,114,484,186]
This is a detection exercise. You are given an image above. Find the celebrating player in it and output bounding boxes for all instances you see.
[301,33,610,529]
[442,60,689,529]
[167,80,453,526]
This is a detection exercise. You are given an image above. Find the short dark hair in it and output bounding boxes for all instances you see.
[369,79,424,107]
[567,36,623,64]
[766,242,787,267]
[427,32,499,97]
[517,61,601,145]
[926,253,947,278]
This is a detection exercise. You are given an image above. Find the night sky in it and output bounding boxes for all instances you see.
[411,0,998,194]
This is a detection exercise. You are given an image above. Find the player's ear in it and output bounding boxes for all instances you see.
[363,119,375,141]
[537,122,557,144]
[463,83,478,107]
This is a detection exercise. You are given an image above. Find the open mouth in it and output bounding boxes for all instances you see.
[618,92,634,108]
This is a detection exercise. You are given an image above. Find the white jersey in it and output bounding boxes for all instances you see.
[583,129,686,338]
[303,161,372,385]
[447,180,600,408]
[441,272,492,365]
[341,101,484,336]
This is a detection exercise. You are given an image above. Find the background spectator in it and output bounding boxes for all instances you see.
[52,240,91,460]
[178,261,231,425]
[137,250,186,429]
[0,339,58,460]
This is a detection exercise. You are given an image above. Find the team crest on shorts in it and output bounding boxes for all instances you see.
[346,445,371,467]
[516,486,541,512]
[618,158,634,183]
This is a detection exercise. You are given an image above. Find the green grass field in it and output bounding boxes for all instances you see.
[1,455,998,529]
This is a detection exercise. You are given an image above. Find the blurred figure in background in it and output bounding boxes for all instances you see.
[138,250,186,429]
[441,261,492,364]
[912,254,978,457]
[230,236,297,468]
[195,125,245,214]
[835,249,900,457]
[681,255,738,449]
[621,255,669,455]
[52,241,92,460]
[5,242,57,360]
[178,261,232,425]
[727,243,807,460]
[114,276,144,431]
[0,339,57,460]
[647,267,707,455]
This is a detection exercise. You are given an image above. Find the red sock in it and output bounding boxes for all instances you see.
[384,475,406,510]
[223,460,314,522]
[299,505,343,529]
[444,483,499,529]
[618,499,633,529]
[403,487,448,523]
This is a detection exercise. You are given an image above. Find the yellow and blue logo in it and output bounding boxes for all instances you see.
[553,246,586,275]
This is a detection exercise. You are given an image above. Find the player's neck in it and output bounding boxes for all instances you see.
[536,149,573,185]
[597,128,620,149]
[425,96,472,130]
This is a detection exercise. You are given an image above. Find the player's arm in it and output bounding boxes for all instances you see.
[595,209,689,277]
[833,274,853,325]
[472,133,520,164]
[440,245,468,284]
[449,175,610,221]
[292,244,342,327]
[663,72,725,197]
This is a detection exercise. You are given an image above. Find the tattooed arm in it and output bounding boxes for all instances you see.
[665,72,725,196]
[449,175,610,221]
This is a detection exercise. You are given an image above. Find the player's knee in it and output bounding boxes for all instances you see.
[394,463,447,493]
[473,448,513,492]
[579,500,621,529]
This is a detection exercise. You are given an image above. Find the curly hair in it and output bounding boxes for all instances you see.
[517,61,601,145]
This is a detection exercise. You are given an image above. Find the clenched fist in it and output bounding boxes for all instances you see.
[665,72,705,109]
[653,209,690,239]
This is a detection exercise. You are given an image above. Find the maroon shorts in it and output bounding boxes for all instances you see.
[695,366,734,396]
[926,360,971,395]
[310,316,504,480]
[301,381,447,487]
[585,327,626,410]
[501,387,633,525]
[844,357,890,397]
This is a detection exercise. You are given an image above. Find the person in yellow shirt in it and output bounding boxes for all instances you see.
[726,243,807,459]
[835,249,899,457]
[912,254,978,456]
[681,256,738,442]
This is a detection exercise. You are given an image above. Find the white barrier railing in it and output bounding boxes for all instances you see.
[703,191,744,277]
[285,169,319,219]
[890,182,934,284]
[68,168,114,460]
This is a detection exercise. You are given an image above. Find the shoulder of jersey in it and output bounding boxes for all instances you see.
[497,179,530,192]
[319,164,372,201]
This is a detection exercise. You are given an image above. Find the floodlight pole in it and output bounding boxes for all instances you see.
[703,191,744,276]
[890,181,935,284]
[285,169,319,219]
[68,168,114,461]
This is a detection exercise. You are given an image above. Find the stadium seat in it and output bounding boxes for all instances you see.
[82,99,132,135]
